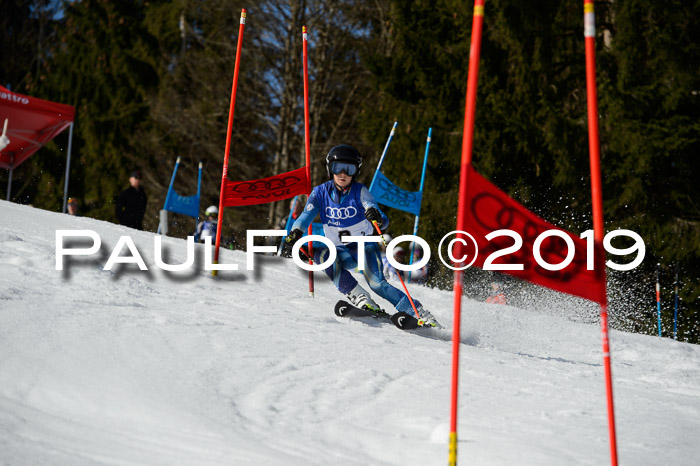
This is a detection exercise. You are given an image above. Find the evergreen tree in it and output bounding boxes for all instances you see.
[32,0,163,223]
[5,0,698,341]
[0,0,59,91]
[360,0,473,252]
[0,0,61,204]
[133,1,379,239]
[597,0,700,340]
[361,0,699,341]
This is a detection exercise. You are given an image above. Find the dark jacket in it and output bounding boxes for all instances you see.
[116,186,148,230]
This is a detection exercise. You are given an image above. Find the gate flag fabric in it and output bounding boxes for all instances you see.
[463,164,606,304]
[162,158,202,219]
[370,170,423,216]
[220,166,309,208]
[164,189,200,218]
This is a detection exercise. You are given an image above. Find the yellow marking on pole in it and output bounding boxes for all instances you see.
[448,432,457,466]
[584,3,594,13]
[474,5,484,16]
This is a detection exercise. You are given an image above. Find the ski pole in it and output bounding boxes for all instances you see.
[307,223,314,297]
[656,263,662,337]
[372,220,422,322]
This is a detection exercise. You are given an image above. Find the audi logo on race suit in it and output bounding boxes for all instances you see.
[325,206,358,220]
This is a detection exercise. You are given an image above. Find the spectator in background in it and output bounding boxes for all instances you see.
[407,243,429,284]
[67,198,80,216]
[382,245,406,281]
[378,233,392,255]
[279,195,307,230]
[486,280,507,305]
[380,240,428,285]
[115,170,148,230]
[267,195,308,253]
[196,205,219,243]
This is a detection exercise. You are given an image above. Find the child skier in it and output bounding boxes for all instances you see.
[281,144,438,327]
[196,205,219,243]
[485,280,507,305]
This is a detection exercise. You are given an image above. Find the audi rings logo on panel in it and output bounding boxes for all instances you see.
[378,178,417,202]
[231,176,301,194]
[325,206,357,219]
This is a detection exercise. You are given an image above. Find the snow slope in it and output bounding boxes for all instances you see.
[0,200,698,465]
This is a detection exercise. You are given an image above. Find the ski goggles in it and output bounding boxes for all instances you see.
[330,161,358,176]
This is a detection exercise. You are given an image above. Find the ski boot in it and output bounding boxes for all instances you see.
[416,304,443,328]
[346,284,382,314]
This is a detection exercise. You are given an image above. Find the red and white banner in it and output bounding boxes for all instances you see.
[463,164,606,304]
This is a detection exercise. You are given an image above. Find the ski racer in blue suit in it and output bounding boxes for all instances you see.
[281,144,437,326]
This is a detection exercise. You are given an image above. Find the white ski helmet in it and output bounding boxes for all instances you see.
[205,205,219,217]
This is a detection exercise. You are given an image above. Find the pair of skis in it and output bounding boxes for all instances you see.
[334,300,440,331]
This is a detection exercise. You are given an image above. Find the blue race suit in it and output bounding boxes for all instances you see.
[291,180,420,314]
[196,220,217,243]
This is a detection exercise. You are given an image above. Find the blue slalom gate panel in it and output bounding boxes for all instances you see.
[369,170,423,216]
[164,191,200,218]
[158,158,202,235]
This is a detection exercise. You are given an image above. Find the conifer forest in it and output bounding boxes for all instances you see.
[2,0,698,342]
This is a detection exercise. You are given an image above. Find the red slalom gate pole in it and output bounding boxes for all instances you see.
[450,1,485,465]
[584,1,618,464]
[213,8,246,276]
[302,26,314,296]
[302,26,312,194]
